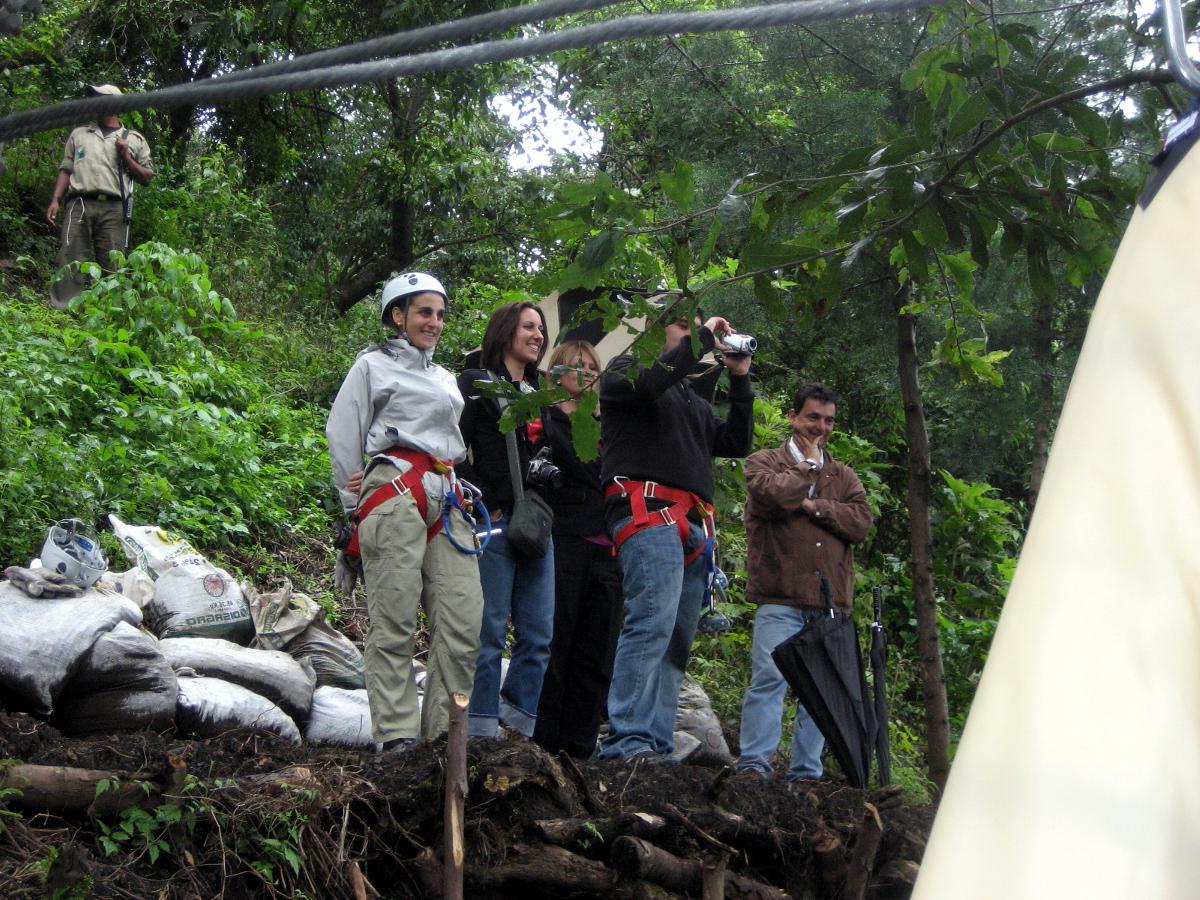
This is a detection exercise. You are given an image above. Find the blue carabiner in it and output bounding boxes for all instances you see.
[441,488,492,556]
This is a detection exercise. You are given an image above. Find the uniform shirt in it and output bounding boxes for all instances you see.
[59,124,153,197]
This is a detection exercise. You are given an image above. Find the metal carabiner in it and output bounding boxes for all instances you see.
[1162,0,1200,94]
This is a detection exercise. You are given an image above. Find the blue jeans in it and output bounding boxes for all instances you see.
[736,604,826,780]
[599,518,708,759]
[467,519,555,737]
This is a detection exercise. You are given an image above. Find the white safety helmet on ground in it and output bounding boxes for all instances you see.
[39,518,108,587]
[380,272,448,325]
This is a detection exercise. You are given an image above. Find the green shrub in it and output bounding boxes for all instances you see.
[0,243,331,564]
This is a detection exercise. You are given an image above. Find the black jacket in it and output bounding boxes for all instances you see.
[538,405,606,537]
[456,368,544,517]
[599,327,754,525]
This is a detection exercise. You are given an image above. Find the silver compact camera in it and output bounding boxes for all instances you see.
[721,332,757,356]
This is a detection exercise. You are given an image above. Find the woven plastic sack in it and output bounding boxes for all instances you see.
[0,582,140,717]
[175,674,300,744]
[52,622,177,735]
[160,636,315,722]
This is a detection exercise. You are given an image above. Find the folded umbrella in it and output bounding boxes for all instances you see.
[771,577,875,788]
[869,585,891,786]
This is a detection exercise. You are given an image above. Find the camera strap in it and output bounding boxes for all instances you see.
[488,371,529,508]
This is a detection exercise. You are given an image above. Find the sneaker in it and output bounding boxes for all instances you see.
[733,765,771,780]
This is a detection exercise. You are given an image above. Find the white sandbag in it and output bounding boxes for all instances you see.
[287,615,366,690]
[304,686,374,748]
[175,674,300,744]
[108,514,253,644]
[52,622,177,735]
[159,636,315,721]
[0,582,141,717]
[673,674,732,765]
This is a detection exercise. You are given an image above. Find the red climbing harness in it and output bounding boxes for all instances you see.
[604,478,715,565]
[346,448,455,555]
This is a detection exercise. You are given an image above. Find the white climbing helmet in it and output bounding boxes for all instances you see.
[380,272,448,325]
[39,518,107,588]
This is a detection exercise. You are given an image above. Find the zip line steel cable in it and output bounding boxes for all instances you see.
[215,0,632,85]
[0,0,937,143]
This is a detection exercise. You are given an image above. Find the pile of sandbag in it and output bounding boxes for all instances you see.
[0,517,374,749]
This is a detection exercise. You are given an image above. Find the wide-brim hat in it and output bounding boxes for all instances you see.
[86,84,122,97]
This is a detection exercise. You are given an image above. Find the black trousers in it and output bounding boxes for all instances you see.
[533,534,623,757]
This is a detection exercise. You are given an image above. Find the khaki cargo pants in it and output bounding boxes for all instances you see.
[357,462,484,743]
[51,196,126,309]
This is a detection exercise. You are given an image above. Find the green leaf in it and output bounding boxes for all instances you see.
[738,242,820,273]
[902,232,929,282]
[568,391,601,463]
[752,273,783,316]
[947,90,992,140]
[1032,132,1087,153]
[672,241,690,290]
[696,218,721,268]
[579,230,622,273]
[659,161,696,209]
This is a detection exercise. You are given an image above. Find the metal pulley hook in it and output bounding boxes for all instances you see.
[1162,0,1200,94]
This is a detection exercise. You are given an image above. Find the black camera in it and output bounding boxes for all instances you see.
[526,446,564,490]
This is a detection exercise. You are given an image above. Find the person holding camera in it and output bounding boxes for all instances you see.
[325,273,484,749]
[597,308,754,762]
[45,84,154,309]
[457,302,556,739]
[531,340,624,758]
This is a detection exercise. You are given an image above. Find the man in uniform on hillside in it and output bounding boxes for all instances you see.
[735,382,873,780]
[45,84,154,309]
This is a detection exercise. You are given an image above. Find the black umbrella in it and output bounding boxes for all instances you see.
[771,577,875,788]
[869,586,892,786]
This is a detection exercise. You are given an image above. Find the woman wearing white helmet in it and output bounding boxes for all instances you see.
[325,272,484,749]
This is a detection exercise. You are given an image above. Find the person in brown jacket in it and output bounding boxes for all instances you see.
[735,383,873,780]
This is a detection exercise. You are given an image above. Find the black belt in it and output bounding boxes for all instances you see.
[67,192,122,202]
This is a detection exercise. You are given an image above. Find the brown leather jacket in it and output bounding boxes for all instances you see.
[743,441,872,613]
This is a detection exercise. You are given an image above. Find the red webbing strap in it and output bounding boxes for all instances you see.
[346,450,449,555]
[604,480,714,565]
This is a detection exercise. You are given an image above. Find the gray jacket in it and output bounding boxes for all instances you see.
[326,337,466,513]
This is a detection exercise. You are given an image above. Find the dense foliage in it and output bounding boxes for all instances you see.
[0,0,1186,794]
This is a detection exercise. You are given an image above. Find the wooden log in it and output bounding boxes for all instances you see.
[610,836,789,899]
[409,846,443,899]
[0,761,317,816]
[1,764,152,815]
[873,858,920,899]
[466,843,617,892]
[534,812,669,850]
[844,802,884,900]
[443,691,469,900]
[702,852,728,900]
[814,829,846,897]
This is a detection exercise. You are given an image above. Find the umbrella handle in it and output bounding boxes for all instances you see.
[820,575,835,617]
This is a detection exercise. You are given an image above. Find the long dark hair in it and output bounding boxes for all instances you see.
[479,302,547,383]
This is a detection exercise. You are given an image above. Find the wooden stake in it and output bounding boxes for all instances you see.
[443,691,469,900]
[845,802,883,900]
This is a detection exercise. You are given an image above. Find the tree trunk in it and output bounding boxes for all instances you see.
[896,285,950,794]
[1028,285,1055,510]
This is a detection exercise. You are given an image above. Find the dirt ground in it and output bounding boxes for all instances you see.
[0,709,933,899]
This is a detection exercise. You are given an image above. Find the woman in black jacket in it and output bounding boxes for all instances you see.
[457,302,554,739]
[532,339,624,758]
